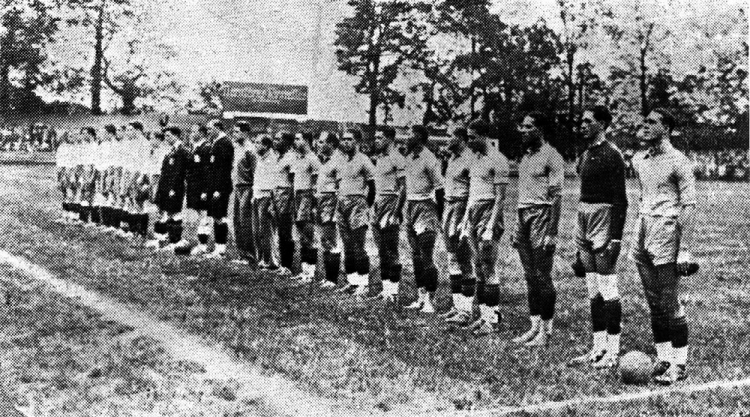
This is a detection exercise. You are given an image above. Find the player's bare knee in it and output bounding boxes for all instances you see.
[597,274,619,301]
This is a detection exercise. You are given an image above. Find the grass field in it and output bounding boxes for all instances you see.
[0,164,748,416]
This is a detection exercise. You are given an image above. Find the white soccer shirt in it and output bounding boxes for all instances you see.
[468,147,510,204]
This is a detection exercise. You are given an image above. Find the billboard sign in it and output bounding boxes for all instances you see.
[220,82,308,115]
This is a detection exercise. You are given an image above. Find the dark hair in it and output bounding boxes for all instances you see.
[276,131,295,144]
[650,108,676,132]
[104,124,117,135]
[322,131,339,148]
[343,128,362,142]
[452,126,468,141]
[198,125,208,136]
[587,105,613,129]
[210,120,225,131]
[411,125,429,143]
[467,119,493,137]
[129,121,144,132]
[165,126,182,137]
[237,122,252,133]
[258,134,273,148]
[154,132,165,141]
[377,126,396,139]
[81,127,96,137]
[298,132,314,146]
[525,111,548,132]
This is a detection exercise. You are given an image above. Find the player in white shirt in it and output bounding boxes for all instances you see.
[55,131,75,223]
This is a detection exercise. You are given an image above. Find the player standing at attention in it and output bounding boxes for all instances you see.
[251,134,282,270]
[568,106,628,368]
[458,120,509,336]
[230,122,258,265]
[291,132,321,282]
[152,126,191,251]
[439,126,474,322]
[270,131,297,274]
[98,125,118,231]
[127,122,153,239]
[334,129,375,297]
[315,132,343,289]
[632,108,697,385]
[201,119,235,259]
[90,125,110,229]
[369,126,406,302]
[403,125,445,313]
[512,112,565,347]
[186,125,213,254]
[55,131,74,223]
[78,127,98,227]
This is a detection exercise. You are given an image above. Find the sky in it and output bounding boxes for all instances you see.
[46,0,747,124]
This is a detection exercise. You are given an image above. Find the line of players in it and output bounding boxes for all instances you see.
[54,106,698,386]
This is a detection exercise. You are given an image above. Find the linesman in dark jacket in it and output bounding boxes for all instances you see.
[202,119,235,258]
[184,124,213,254]
[150,126,190,252]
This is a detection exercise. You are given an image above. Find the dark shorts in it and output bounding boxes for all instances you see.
[186,184,208,211]
[295,189,315,222]
[631,215,680,266]
[406,199,440,235]
[466,200,504,240]
[272,188,294,219]
[337,195,370,230]
[372,194,400,229]
[575,203,613,253]
[316,193,337,224]
[208,192,231,219]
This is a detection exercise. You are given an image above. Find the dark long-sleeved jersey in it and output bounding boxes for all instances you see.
[206,134,235,196]
[577,140,628,239]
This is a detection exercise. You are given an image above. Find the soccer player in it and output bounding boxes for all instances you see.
[78,127,98,226]
[252,134,281,270]
[370,126,406,302]
[270,131,297,273]
[201,119,235,258]
[457,120,509,336]
[292,132,321,281]
[440,126,475,323]
[185,124,213,252]
[632,108,696,385]
[568,106,628,368]
[151,126,191,251]
[127,122,153,239]
[334,129,375,297]
[230,122,257,265]
[315,132,343,289]
[403,125,445,313]
[512,112,565,347]
[99,125,119,231]
[55,131,74,223]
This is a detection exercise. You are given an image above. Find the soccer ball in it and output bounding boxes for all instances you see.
[619,351,653,385]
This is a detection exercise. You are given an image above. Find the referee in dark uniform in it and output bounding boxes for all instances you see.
[186,124,213,255]
[153,126,191,251]
[204,119,235,258]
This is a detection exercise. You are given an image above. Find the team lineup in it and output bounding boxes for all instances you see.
[53,106,699,387]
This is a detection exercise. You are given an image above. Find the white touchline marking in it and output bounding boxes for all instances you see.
[0,250,360,417]
[436,373,750,416]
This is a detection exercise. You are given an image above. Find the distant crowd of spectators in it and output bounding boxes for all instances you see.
[0,123,62,152]
[686,149,749,182]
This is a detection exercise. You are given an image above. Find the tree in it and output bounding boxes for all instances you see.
[433,0,493,119]
[334,0,431,127]
[0,1,59,114]
[101,6,180,115]
[65,0,135,115]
